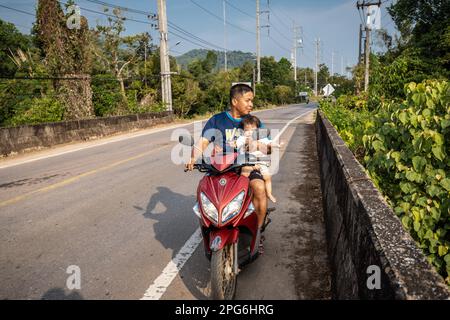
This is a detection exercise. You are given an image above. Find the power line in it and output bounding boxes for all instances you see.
[168,29,219,51]
[0,4,35,17]
[267,35,291,54]
[270,23,292,44]
[84,0,157,18]
[268,6,291,32]
[83,0,228,50]
[168,21,226,51]
[58,1,157,27]
[190,0,256,35]
[224,0,255,19]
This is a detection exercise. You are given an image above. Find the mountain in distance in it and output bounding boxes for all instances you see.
[175,49,255,70]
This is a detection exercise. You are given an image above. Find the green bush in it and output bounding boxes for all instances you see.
[5,96,64,126]
[322,80,450,285]
[319,95,372,158]
[91,76,125,117]
[363,80,450,284]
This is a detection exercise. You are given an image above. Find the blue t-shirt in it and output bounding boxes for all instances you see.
[201,111,268,152]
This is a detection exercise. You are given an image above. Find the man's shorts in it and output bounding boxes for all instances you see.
[249,170,264,181]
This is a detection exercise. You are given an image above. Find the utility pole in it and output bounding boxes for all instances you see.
[252,65,256,95]
[144,37,147,88]
[364,23,370,91]
[358,24,363,63]
[256,0,261,83]
[256,0,269,84]
[223,0,227,71]
[331,50,334,76]
[293,23,302,83]
[157,0,172,111]
[357,0,381,92]
[345,57,350,78]
[314,38,320,96]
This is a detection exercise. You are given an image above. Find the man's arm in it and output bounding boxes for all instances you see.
[185,137,210,171]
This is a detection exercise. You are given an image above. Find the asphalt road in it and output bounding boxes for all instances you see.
[0,103,331,300]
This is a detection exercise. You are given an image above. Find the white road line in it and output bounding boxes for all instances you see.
[141,106,317,300]
[141,228,203,300]
[0,105,295,170]
[271,108,316,143]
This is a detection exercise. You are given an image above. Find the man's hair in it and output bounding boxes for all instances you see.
[241,115,261,129]
[229,83,254,106]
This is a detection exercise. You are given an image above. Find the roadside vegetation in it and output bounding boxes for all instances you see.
[320,0,450,284]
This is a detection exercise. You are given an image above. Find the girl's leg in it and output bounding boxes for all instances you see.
[241,166,253,177]
[263,175,277,203]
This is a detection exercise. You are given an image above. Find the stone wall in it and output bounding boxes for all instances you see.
[315,110,450,299]
[0,111,173,156]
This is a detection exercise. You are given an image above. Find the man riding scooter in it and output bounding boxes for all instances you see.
[185,83,271,252]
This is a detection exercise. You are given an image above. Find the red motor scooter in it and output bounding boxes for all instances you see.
[180,134,272,300]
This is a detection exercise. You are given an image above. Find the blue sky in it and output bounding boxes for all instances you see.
[0,0,398,74]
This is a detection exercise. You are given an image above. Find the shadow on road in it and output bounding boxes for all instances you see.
[41,288,84,300]
[140,186,209,299]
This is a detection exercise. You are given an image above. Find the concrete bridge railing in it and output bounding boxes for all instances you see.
[0,111,174,157]
[315,110,450,300]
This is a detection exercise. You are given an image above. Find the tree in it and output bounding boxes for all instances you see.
[172,70,201,116]
[317,63,330,92]
[0,20,31,77]
[35,0,94,120]
[95,7,148,108]
[387,0,450,76]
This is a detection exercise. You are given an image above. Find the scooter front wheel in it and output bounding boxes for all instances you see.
[210,243,236,300]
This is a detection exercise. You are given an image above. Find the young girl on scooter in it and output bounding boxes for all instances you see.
[231,115,278,203]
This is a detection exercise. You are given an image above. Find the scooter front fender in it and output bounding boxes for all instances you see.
[209,228,239,252]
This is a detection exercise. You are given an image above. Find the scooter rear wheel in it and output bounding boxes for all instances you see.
[210,243,236,300]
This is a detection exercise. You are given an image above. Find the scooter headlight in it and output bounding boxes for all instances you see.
[222,191,245,223]
[200,192,218,223]
[244,201,255,219]
[192,202,201,218]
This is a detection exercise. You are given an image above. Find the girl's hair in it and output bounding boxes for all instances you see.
[241,115,261,128]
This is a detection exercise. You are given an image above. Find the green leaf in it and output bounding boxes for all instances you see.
[430,207,441,221]
[399,112,408,124]
[406,171,422,183]
[391,151,401,163]
[438,246,448,257]
[433,133,444,145]
[416,197,428,207]
[432,145,445,161]
[424,229,434,240]
[413,221,421,232]
[422,108,432,118]
[372,140,385,152]
[412,156,427,172]
[426,184,442,197]
[441,119,450,129]
[400,182,415,194]
[444,254,450,265]
[401,216,411,228]
[440,178,450,191]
